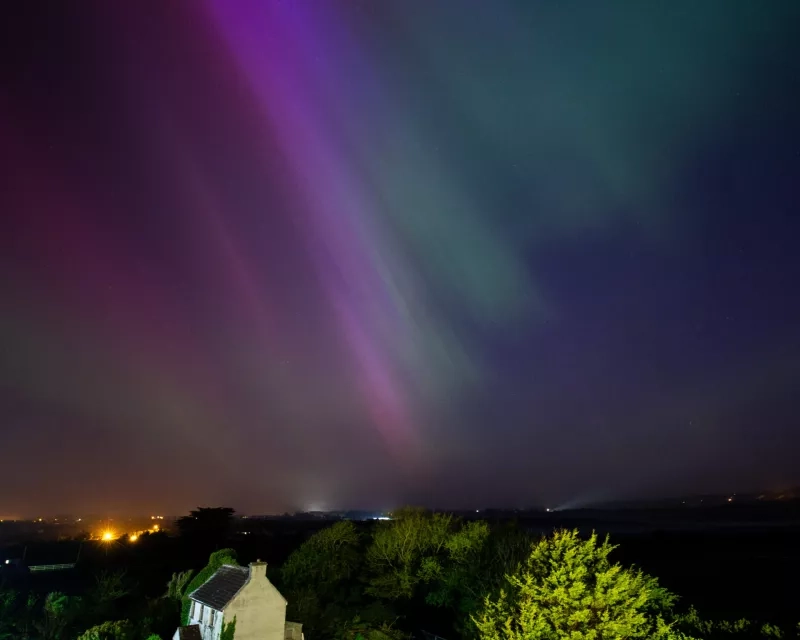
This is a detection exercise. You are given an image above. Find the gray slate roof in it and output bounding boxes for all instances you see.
[190,565,249,610]
[177,625,202,640]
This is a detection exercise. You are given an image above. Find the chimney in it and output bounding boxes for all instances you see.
[249,560,267,579]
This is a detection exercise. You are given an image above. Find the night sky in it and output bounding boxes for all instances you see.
[2,1,800,518]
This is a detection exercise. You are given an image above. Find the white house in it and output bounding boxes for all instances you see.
[174,561,303,640]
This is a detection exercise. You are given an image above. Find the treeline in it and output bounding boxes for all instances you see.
[1,507,797,639]
[0,569,170,640]
[271,508,799,640]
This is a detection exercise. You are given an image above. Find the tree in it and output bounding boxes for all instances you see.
[0,590,19,640]
[282,521,362,593]
[427,523,529,638]
[337,616,410,640]
[92,571,130,604]
[472,529,695,640]
[366,508,457,600]
[32,592,83,640]
[176,507,235,541]
[165,570,194,601]
[76,620,134,640]
[280,521,371,639]
[674,606,796,640]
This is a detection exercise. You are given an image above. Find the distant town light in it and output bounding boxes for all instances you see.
[546,508,551,512]
[101,531,114,542]
[129,534,138,542]
[152,524,159,532]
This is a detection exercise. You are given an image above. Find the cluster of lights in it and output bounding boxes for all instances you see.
[150,516,164,520]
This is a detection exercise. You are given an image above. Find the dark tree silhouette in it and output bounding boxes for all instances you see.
[175,507,235,542]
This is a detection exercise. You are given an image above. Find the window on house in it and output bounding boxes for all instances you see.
[190,601,196,620]
[210,610,216,627]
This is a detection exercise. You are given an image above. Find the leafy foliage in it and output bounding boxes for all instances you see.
[282,521,362,592]
[33,592,84,640]
[0,590,19,640]
[165,570,194,601]
[472,529,692,640]
[675,606,797,639]
[76,619,135,640]
[281,521,375,639]
[338,616,410,640]
[428,523,531,638]
[366,508,459,600]
[221,615,237,640]
[180,548,239,625]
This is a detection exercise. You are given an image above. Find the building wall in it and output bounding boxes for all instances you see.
[223,563,286,640]
[187,601,222,640]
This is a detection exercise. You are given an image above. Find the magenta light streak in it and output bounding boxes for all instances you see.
[205,0,415,454]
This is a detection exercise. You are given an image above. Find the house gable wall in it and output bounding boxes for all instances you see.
[222,564,286,640]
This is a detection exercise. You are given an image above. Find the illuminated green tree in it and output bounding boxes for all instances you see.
[472,529,696,640]
[281,521,392,639]
[427,523,530,638]
[0,590,19,640]
[165,570,194,601]
[365,508,458,600]
[33,592,83,640]
[282,521,362,593]
[76,620,134,640]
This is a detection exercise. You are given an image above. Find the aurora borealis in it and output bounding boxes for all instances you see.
[2,1,800,516]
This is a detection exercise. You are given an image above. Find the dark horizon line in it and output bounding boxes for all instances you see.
[3,489,798,521]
